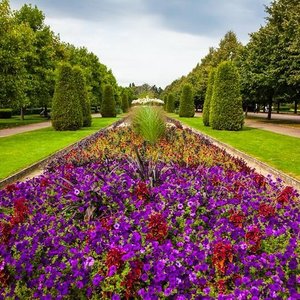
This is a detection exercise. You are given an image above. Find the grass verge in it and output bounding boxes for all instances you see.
[0,117,119,180]
[0,115,48,129]
[171,114,300,180]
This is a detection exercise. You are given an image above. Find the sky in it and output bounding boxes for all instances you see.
[10,0,271,88]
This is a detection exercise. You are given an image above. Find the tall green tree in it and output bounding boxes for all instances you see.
[73,66,91,127]
[101,84,116,117]
[179,84,194,117]
[210,61,244,131]
[52,63,83,130]
[0,0,35,119]
[121,91,129,113]
[202,68,216,126]
[166,93,175,113]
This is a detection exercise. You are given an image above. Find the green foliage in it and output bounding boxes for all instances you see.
[210,61,244,131]
[73,66,91,127]
[121,91,129,113]
[51,63,83,130]
[101,84,116,117]
[202,68,216,126]
[0,108,12,118]
[166,93,175,113]
[179,84,194,117]
[131,106,166,145]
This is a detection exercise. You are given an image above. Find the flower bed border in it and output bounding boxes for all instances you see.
[178,120,300,190]
[0,118,126,189]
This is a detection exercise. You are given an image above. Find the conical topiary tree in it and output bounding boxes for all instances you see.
[166,93,175,113]
[52,63,83,131]
[101,84,116,117]
[73,66,92,127]
[210,61,244,131]
[121,91,129,113]
[202,68,216,126]
[179,84,194,117]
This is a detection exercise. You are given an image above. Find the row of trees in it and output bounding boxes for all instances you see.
[0,0,122,120]
[163,0,300,119]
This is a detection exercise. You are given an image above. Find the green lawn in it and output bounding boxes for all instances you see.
[0,117,119,180]
[171,114,300,180]
[0,115,48,129]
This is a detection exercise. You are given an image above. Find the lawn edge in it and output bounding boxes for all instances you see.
[0,118,125,189]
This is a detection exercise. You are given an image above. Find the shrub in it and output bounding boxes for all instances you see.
[210,61,244,131]
[101,84,116,117]
[121,92,129,113]
[179,84,195,117]
[131,106,166,145]
[166,93,175,113]
[52,63,83,131]
[202,68,216,126]
[0,109,12,118]
[73,66,91,127]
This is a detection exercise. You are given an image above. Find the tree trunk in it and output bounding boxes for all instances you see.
[295,99,298,114]
[20,107,25,121]
[277,101,280,114]
[44,105,49,118]
[267,98,272,120]
[245,105,248,117]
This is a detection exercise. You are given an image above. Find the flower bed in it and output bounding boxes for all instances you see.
[0,122,299,299]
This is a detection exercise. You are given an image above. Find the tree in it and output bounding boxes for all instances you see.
[0,0,35,119]
[101,84,116,117]
[73,66,91,127]
[166,93,175,113]
[179,84,194,117]
[202,68,216,126]
[210,61,244,131]
[121,91,129,113]
[52,63,83,130]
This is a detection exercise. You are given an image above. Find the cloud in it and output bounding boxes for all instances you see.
[10,0,271,88]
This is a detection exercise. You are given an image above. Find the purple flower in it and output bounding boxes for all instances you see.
[92,274,103,286]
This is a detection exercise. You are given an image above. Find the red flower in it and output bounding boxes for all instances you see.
[258,203,275,218]
[245,226,262,253]
[212,242,233,275]
[277,186,295,205]
[229,210,245,228]
[146,213,168,243]
[40,177,50,187]
[121,260,143,299]
[100,217,112,231]
[106,247,125,271]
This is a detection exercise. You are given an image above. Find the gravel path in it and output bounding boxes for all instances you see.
[0,121,51,137]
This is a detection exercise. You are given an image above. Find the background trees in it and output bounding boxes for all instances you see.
[101,84,116,117]
[179,84,194,117]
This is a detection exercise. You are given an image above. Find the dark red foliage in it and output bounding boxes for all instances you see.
[106,247,125,271]
[10,197,29,226]
[135,182,149,201]
[146,213,168,243]
[245,226,262,253]
[0,222,13,244]
[100,217,112,231]
[229,210,245,228]
[217,279,227,294]
[121,260,143,299]
[212,242,233,275]
[253,174,266,189]
[40,178,50,187]
[5,184,18,193]
[277,186,295,205]
[258,203,275,218]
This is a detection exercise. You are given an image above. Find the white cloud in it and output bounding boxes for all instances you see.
[46,15,219,88]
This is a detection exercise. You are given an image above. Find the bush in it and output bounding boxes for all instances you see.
[202,68,216,126]
[52,63,83,131]
[73,66,92,127]
[210,61,244,131]
[166,93,175,113]
[179,84,195,117]
[0,109,12,118]
[101,84,116,117]
[131,106,166,145]
[121,92,129,113]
